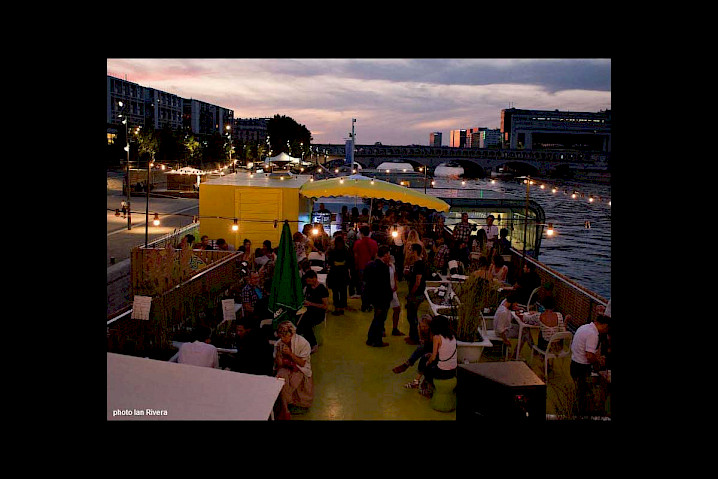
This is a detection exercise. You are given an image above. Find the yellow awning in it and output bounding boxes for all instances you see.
[299,174,449,213]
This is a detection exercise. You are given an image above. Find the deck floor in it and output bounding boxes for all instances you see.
[291,280,601,421]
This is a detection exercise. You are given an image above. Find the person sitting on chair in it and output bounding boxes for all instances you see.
[537,296,567,352]
[273,320,314,419]
[169,325,219,369]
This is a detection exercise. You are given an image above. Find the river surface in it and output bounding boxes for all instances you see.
[423,176,611,300]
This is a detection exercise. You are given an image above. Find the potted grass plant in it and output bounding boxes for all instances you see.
[452,274,501,363]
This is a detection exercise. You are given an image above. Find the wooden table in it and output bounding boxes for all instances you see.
[107,352,284,420]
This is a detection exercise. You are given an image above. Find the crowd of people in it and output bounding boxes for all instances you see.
[168,200,612,418]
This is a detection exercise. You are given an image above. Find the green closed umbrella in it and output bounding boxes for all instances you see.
[268,220,305,329]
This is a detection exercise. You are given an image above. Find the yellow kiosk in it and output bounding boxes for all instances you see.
[199,172,314,249]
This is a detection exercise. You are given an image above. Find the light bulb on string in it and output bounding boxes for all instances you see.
[546,223,554,236]
[153,213,160,226]
[232,219,239,232]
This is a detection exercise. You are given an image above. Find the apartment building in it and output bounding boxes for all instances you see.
[233,117,270,144]
[107,75,234,137]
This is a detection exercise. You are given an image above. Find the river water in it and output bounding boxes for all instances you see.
[424,177,611,300]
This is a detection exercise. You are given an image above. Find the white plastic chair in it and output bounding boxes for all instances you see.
[518,287,541,312]
[530,331,573,378]
[480,313,510,360]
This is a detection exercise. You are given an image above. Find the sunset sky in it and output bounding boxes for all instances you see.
[107,58,611,146]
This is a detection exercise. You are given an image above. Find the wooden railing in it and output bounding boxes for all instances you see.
[108,249,244,357]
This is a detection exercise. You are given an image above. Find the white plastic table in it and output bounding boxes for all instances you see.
[107,352,284,420]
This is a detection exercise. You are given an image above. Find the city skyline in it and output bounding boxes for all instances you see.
[107,58,611,146]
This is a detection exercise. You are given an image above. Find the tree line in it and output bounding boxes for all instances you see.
[107,114,312,170]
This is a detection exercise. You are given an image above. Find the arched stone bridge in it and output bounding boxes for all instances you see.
[311,144,609,178]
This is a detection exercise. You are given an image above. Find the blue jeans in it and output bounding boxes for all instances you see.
[408,342,431,366]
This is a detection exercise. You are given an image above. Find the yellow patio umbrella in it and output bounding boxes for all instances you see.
[299,174,449,212]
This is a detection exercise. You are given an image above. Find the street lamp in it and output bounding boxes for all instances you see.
[419,165,428,193]
[226,125,233,172]
[118,101,131,230]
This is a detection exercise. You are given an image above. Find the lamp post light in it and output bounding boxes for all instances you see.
[118,101,131,230]
[145,152,152,247]
[420,165,428,193]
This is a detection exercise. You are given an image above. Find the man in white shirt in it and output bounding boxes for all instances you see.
[482,215,499,250]
[570,314,610,416]
[170,325,220,369]
[493,293,533,358]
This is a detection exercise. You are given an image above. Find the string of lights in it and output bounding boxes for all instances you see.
[108,207,602,235]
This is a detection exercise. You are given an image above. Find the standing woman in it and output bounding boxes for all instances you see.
[340,205,351,232]
[419,315,457,398]
[238,238,255,268]
[327,235,350,316]
[350,206,360,229]
[273,320,314,419]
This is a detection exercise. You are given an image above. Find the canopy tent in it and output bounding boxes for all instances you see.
[170,166,206,175]
[265,152,301,164]
[299,174,450,213]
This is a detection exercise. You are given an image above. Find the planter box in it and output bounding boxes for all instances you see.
[457,338,493,364]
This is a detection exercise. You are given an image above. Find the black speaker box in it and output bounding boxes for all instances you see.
[457,361,546,421]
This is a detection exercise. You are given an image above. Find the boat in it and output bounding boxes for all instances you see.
[490,166,515,179]
[376,160,415,172]
[434,161,464,178]
[107,169,611,421]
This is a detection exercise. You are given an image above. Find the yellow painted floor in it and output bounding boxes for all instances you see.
[292,280,605,421]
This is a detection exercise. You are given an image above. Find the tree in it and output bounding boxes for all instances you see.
[267,114,312,156]
[202,132,226,168]
[135,127,158,166]
[183,134,201,168]
[156,126,182,168]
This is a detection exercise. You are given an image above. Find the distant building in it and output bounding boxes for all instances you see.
[145,88,183,131]
[233,117,270,144]
[429,132,442,147]
[449,129,467,148]
[107,74,234,138]
[469,128,502,149]
[500,108,611,152]
[107,75,146,132]
[183,99,233,137]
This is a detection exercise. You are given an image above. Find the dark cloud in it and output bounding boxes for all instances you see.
[260,59,611,93]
